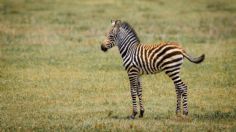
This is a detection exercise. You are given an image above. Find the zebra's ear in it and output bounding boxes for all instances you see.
[111,20,121,26]
[116,20,121,26]
[111,20,116,26]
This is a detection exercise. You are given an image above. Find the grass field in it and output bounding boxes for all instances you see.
[0,0,236,131]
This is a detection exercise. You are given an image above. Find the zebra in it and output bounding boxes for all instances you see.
[100,20,205,119]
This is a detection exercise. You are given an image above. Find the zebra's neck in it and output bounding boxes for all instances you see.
[116,33,139,70]
[116,23,140,69]
[117,33,139,58]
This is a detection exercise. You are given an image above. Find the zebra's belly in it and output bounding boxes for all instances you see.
[130,60,161,75]
[137,66,162,75]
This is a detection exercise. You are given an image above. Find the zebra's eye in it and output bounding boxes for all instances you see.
[108,33,114,37]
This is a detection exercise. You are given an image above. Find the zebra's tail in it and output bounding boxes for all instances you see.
[182,52,205,64]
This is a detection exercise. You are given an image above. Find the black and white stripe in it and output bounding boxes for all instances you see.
[101,20,205,119]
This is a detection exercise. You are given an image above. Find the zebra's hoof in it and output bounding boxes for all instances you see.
[139,110,144,118]
[183,111,188,116]
[128,115,135,120]
[128,111,137,119]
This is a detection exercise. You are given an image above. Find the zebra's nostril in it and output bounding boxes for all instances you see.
[101,45,108,52]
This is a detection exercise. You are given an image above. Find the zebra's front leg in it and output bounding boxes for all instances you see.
[137,77,144,118]
[128,74,138,119]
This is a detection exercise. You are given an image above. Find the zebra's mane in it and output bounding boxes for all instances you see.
[120,22,140,44]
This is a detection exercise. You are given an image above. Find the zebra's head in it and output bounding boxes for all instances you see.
[101,20,121,52]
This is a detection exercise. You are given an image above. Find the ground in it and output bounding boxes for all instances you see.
[0,0,236,131]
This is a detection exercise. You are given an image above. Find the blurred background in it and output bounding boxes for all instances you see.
[0,0,235,131]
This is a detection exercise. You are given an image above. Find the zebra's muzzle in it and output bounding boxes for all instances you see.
[101,45,108,52]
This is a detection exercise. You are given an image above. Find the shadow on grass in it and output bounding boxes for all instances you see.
[110,115,130,120]
[108,114,193,122]
[107,109,236,121]
[109,113,183,121]
[192,109,236,121]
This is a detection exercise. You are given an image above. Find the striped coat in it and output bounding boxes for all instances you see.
[101,20,205,119]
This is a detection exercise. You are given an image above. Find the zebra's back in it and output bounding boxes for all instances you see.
[133,42,185,74]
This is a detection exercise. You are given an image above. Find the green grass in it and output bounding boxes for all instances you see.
[0,0,236,131]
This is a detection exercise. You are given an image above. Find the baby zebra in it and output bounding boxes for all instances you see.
[100,20,205,119]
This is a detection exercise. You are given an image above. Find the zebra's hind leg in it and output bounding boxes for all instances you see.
[165,68,188,116]
[175,85,182,116]
[175,81,188,116]
[137,77,144,118]
[180,83,188,115]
